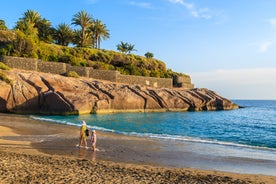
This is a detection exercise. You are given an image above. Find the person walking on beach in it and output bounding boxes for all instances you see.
[90,130,97,152]
[77,121,88,149]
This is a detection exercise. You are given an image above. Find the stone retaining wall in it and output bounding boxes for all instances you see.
[1,56,194,89]
[117,74,172,88]
[173,75,194,89]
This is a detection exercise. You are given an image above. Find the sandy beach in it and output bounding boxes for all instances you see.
[0,113,275,183]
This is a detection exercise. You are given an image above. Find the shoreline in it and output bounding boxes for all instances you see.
[0,113,276,183]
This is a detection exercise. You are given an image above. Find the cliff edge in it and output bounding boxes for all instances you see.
[0,69,238,115]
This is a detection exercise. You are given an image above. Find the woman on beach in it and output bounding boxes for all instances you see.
[90,130,97,152]
[77,121,88,148]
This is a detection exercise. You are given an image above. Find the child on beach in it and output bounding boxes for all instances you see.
[90,130,97,152]
[77,121,88,149]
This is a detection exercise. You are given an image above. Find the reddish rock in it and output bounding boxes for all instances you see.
[0,69,238,115]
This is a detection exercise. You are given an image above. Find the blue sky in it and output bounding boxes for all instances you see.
[1,0,276,99]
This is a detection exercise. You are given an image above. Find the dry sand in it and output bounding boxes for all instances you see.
[0,113,275,184]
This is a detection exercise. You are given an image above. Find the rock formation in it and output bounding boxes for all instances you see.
[0,69,239,115]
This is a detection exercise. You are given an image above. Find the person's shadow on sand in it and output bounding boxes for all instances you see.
[77,148,96,161]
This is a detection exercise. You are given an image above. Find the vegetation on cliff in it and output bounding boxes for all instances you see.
[0,72,13,85]
[0,61,10,70]
[0,62,12,85]
[0,10,182,78]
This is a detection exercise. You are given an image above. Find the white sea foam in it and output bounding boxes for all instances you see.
[30,116,70,125]
[30,116,116,132]
[127,132,276,151]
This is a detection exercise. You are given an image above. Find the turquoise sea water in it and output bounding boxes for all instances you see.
[31,100,276,150]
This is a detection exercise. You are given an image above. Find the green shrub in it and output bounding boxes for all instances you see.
[0,72,13,84]
[98,51,112,63]
[89,50,108,63]
[91,62,114,70]
[0,48,7,55]
[58,54,72,63]
[0,44,13,56]
[48,55,59,62]
[0,30,16,42]
[0,62,10,70]
[140,68,150,77]
[38,43,64,61]
[75,47,94,60]
[65,71,80,78]
[70,56,87,66]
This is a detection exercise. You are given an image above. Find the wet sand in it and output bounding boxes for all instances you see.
[0,113,275,183]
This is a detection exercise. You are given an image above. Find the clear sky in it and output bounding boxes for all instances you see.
[1,0,276,99]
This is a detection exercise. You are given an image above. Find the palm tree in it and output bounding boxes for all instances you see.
[15,10,52,42]
[116,41,137,54]
[53,23,74,46]
[72,29,93,47]
[71,10,93,47]
[15,20,38,37]
[72,29,82,47]
[0,19,7,30]
[126,43,136,54]
[15,10,41,33]
[22,9,41,25]
[90,19,110,49]
[116,41,128,54]
[37,18,53,43]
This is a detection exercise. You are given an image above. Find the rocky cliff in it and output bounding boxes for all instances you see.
[0,69,238,115]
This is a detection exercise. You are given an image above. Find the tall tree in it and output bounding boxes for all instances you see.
[90,19,110,49]
[145,52,154,58]
[71,10,93,47]
[13,28,39,57]
[72,29,93,47]
[15,20,38,38]
[15,10,52,42]
[21,9,41,25]
[53,23,74,46]
[36,18,53,43]
[13,10,44,57]
[116,41,128,54]
[0,19,8,30]
[117,41,136,54]
[126,43,136,54]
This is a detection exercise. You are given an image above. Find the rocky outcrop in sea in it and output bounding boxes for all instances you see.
[0,69,238,115]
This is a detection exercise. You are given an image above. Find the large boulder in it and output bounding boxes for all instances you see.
[0,69,239,115]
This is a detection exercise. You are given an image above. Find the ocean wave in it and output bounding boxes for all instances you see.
[30,116,276,152]
[30,116,71,125]
[30,116,116,132]
[124,132,276,151]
